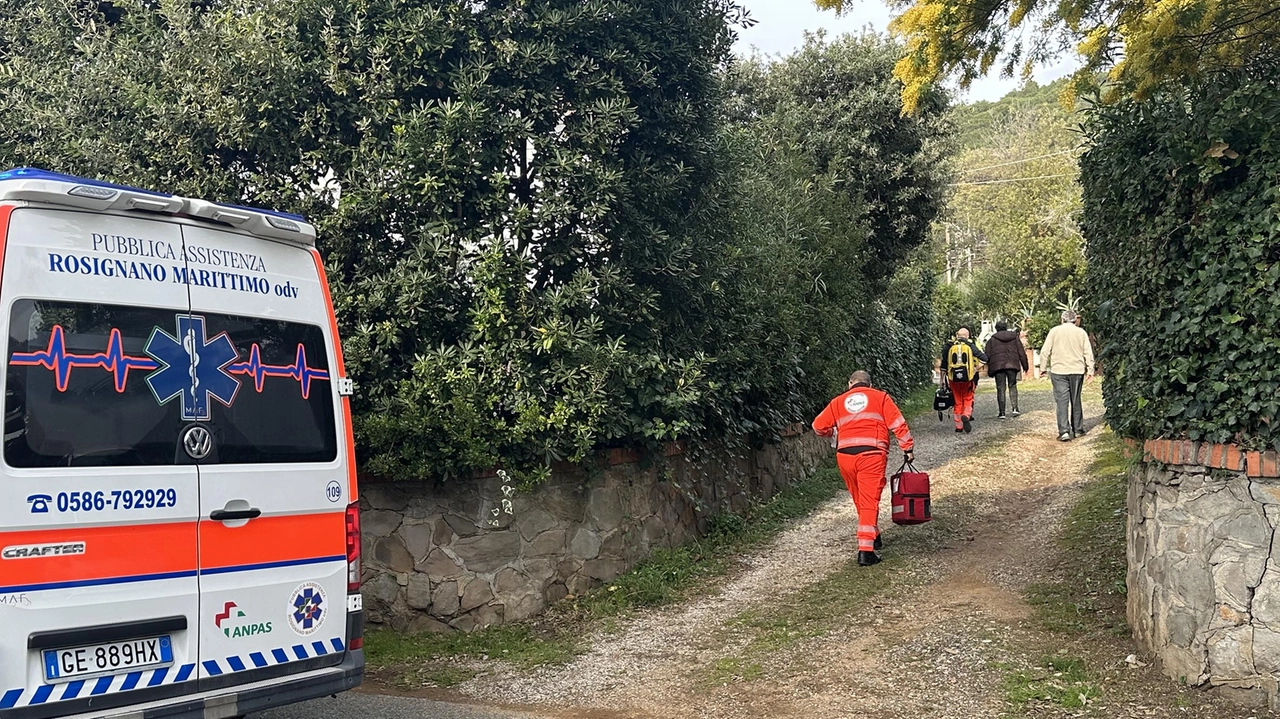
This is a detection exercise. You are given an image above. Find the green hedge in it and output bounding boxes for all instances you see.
[1081,62,1280,450]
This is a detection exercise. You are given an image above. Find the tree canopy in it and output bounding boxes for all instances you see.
[813,0,1280,112]
[725,34,951,401]
[0,2,951,482]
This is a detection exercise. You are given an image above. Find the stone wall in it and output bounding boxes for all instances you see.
[359,431,827,633]
[1127,438,1280,708]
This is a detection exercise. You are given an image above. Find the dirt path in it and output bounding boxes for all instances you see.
[456,386,1082,714]
[400,384,1252,718]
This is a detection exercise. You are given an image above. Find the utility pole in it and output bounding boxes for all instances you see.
[944,224,953,284]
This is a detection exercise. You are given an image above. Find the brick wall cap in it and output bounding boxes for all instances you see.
[1141,438,1280,478]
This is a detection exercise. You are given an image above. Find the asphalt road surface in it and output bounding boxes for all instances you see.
[253,692,539,719]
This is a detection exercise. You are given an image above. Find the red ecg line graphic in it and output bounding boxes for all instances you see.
[228,343,330,400]
[9,325,331,398]
[9,325,158,392]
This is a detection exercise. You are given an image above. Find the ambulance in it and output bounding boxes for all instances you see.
[0,168,364,718]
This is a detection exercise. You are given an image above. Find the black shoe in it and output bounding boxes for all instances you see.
[858,551,882,566]
[1076,427,1088,436]
[1011,410,1020,417]
[874,535,884,551]
[997,414,1007,420]
[962,416,972,433]
[956,428,964,433]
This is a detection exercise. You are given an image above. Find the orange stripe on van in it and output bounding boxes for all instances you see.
[0,522,196,592]
[0,203,15,289]
[198,512,345,571]
[309,248,359,502]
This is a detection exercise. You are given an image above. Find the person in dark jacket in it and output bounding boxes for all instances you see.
[984,321,1029,419]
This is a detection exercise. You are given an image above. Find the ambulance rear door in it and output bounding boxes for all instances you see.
[178,221,351,690]
[0,205,202,716]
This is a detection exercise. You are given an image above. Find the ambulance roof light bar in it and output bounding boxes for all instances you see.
[0,167,316,246]
[184,198,315,245]
[0,167,175,198]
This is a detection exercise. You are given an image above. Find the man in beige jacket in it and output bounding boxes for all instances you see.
[1037,310,1095,441]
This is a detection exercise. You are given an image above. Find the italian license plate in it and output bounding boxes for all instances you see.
[42,635,172,683]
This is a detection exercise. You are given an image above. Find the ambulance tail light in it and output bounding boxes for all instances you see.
[346,502,361,593]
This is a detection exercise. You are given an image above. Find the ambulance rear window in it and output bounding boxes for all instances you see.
[4,300,337,467]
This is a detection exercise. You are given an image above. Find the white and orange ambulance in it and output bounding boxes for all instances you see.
[0,168,363,719]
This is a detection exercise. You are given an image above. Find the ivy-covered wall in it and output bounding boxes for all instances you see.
[1081,62,1280,450]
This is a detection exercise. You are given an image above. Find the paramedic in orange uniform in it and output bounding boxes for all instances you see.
[942,327,987,433]
[812,370,916,566]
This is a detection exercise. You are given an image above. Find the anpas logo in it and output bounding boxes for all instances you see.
[288,583,326,636]
[214,601,273,639]
[844,393,869,414]
[2,542,85,560]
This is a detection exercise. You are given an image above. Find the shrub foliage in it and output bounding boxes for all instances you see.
[1081,62,1280,450]
[0,3,949,480]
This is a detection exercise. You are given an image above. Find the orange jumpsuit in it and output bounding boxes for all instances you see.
[949,380,976,430]
[812,385,915,553]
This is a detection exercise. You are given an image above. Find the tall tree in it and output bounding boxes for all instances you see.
[723,34,952,398]
[0,0,752,480]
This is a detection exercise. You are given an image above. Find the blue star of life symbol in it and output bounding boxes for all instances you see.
[144,315,241,421]
[293,588,323,629]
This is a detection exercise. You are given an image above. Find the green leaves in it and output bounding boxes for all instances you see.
[943,81,1084,325]
[1082,60,1280,451]
[718,36,947,413]
[0,2,948,482]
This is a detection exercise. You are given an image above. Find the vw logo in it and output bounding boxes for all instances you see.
[182,425,213,460]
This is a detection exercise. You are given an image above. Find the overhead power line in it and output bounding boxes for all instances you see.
[948,172,1077,187]
[958,149,1079,175]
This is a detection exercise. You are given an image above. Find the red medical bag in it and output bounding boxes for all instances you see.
[891,462,932,525]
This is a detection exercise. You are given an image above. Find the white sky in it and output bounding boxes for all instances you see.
[733,0,1080,104]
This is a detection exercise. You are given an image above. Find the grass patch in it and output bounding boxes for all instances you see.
[899,383,944,420]
[365,624,575,689]
[709,556,899,684]
[710,656,763,683]
[1003,655,1102,710]
[580,463,845,616]
[1025,428,1129,636]
[365,624,577,671]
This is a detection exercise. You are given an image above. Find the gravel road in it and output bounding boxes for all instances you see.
[452,382,1097,717]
